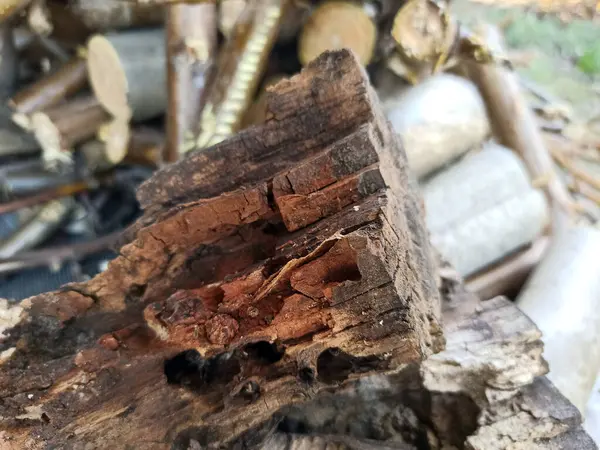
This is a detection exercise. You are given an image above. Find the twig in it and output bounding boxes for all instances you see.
[550,146,600,192]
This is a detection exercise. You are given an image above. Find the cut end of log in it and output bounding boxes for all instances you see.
[31,111,68,164]
[11,112,31,131]
[98,119,130,164]
[87,34,131,120]
[299,1,376,66]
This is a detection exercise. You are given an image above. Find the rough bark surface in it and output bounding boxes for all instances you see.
[0,50,444,449]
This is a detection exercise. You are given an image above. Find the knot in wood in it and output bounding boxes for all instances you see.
[205,314,239,345]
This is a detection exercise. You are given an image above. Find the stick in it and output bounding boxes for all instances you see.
[465,236,549,300]
[0,197,74,259]
[0,25,18,100]
[0,230,120,275]
[165,1,217,161]
[196,0,287,148]
[550,146,600,192]
[56,0,163,31]
[466,24,574,231]
[31,95,109,163]
[0,179,93,214]
[87,28,166,121]
[8,56,87,129]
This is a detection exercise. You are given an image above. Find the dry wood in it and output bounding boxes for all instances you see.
[165,1,217,161]
[298,1,377,66]
[195,0,287,148]
[0,50,444,449]
[8,56,87,129]
[465,236,549,300]
[87,28,166,121]
[48,0,163,34]
[385,73,490,178]
[0,25,18,100]
[31,94,109,163]
[423,143,549,277]
[230,294,595,449]
[466,24,574,231]
[27,0,52,35]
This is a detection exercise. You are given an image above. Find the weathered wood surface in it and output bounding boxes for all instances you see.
[0,50,443,449]
[262,289,596,450]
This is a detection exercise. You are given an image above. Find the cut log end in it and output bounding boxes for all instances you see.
[87,34,131,120]
[299,1,376,66]
[30,111,66,163]
[97,119,130,164]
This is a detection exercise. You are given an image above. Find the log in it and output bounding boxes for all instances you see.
[165,1,217,161]
[48,0,163,35]
[0,50,443,449]
[384,73,490,179]
[517,225,600,413]
[123,127,165,167]
[0,25,18,100]
[30,94,109,163]
[8,56,88,129]
[298,1,377,66]
[254,294,595,449]
[87,28,166,121]
[423,142,549,276]
[195,0,286,148]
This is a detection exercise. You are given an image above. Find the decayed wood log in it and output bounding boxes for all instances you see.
[262,288,596,450]
[0,50,444,449]
[8,55,87,129]
[165,1,217,161]
[87,29,166,121]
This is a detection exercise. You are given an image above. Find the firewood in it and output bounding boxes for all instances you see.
[248,293,595,449]
[385,73,490,178]
[123,127,165,167]
[48,0,163,35]
[78,119,129,171]
[8,55,87,129]
[30,94,109,163]
[165,1,217,161]
[0,25,18,100]
[195,0,287,148]
[87,28,166,121]
[0,50,443,449]
[517,225,600,412]
[298,1,377,66]
[423,143,549,276]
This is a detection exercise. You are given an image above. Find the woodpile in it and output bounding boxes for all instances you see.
[0,49,595,450]
[0,1,598,448]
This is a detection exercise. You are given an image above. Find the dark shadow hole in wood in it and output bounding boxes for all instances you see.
[164,349,241,392]
[242,341,285,365]
[298,366,315,384]
[325,261,362,284]
[316,348,383,384]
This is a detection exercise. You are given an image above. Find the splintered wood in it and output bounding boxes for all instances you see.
[0,50,443,448]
